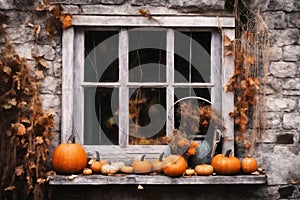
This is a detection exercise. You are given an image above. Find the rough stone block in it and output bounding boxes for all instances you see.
[49,0,92,4]
[283,78,300,90]
[287,12,300,28]
[283,45,300,62]
[269,62,297,78]
[92,0,126,5]
[266,97,297,112]
[262,11,286,29]
[266,112,281,129]
[131,0,166,6]
[269,45,282,61]
[270,29,299,46]
[40,76,61,94]
[283,113,300,130]
[276,133,294,144]
[168,0,225,12]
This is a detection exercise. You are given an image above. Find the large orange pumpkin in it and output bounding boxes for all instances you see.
[51,135,87,174]
[163,155,187,177]
[211,149,241,175]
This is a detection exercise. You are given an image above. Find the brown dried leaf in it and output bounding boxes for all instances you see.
[12,123,27,135]
[35,70,44,80]
[35,136,44,145]
[15,165,24,176]
[4,186,15,191]
[21,116,31,125]
[60,14,72,29]
[37,178,46,184]
[3,66,11,74]
[223,35,234,56]
[34,55,48,68]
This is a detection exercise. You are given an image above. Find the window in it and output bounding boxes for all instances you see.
[62,16,235,160]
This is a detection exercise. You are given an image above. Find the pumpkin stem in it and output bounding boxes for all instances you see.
[159,152,164,162]
[95,151,100,161]
[141,154,146,161]
[225,149,232,157]
[67,134,76,144]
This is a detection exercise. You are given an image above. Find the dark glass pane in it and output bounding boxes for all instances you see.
[84,87,119,145]
[84,31,119,82]
[173,88,211,137]
[128,88,166,145]
[174,31,211,83]
[129,29,166,82]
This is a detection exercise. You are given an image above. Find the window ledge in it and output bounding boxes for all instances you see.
[49,174,267,185]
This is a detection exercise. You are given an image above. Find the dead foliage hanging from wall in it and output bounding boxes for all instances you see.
[0,40,55,199]
[225,0,269,155]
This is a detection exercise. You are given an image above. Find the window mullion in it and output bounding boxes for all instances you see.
[166,29,174,137]
[74,28,85,144]
[119,28,129,146]
[211,31,222,112]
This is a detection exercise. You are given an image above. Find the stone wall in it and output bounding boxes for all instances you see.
[0,0,299,199]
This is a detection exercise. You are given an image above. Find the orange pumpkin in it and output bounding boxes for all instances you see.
[211,149,241,175]
[89,151,108,173]
[152,152,164,173]
[132,155,152,174]
[163,155,187,177]
[241,155,258,174]
[51,135,87,174]
[194,164,214,176]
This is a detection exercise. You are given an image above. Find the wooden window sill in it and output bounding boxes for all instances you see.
[49,174,267,185]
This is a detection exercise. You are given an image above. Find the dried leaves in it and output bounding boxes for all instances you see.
[0,41,54,199]
[28,0,72,40]
[224,31,262,149]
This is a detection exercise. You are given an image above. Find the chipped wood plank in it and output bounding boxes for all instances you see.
[72,16,235,28]
[49,174,267,185]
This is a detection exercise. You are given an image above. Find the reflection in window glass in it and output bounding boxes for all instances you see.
[174,32,211,83]
[85,31,119,82]
[129,88,166,145]
[129,29,166,82]
[84,87,119,145]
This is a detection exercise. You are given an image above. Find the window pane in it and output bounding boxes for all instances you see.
[174,31,211,83]
[129,29,166,82]
[84,87,119,145]
[174,88,211,137]
[129,88,166,145]
[84,31,119,82]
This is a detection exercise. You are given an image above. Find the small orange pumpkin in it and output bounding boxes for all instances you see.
[89,151,108,173]
[194,164,214,176]
[241,155,258,174]
[51,135,87,174]
[211,149,241,175]
[163,155,187,177]
[132,155,152,174]
[152,152,164,173]
[83,168,93,175]
[120,165,134,174]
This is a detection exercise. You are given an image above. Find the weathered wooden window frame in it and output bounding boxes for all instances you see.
[62,15,235,159]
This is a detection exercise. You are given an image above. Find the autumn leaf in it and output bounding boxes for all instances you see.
[3,66,11,74]
[15,165,24,176]
[12,123,27,135]
[4,186,15,191]
[37,178,46,184]
[60,14,72,29]
[35,136,44,145]
[223,34,234,56]
[139,8,151,17]
[35,70,44,80]
[34,55,48,68]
